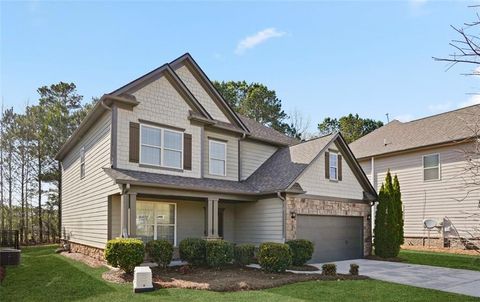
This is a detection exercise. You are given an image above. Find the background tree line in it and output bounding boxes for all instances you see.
[0,80,384,244]
[0,82,93,244]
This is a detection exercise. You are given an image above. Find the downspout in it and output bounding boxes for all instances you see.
[277,191,286,243]
[238,133,247,181]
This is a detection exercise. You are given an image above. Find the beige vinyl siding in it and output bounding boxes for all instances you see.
[110,195,121,239]
[173,64,230,123]
[297,144,364,200]
[240,140,278,180]
[62,112,120,249]
[203,130,239,181]
[234,198,284,245]
[368,143,480,239]
[115,74,202,178]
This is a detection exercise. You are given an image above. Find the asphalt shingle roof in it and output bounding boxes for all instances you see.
[239,115,300,146]
[349,104,480,159]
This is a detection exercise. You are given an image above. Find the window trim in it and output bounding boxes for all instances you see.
[209,139,227,176]
[139,124,184,169]
[329,152,338,181]
[80,146,85,179]
[136,201,177,247]
[423,153,441,182]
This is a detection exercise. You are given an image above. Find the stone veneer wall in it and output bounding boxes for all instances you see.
[69,242,105,260]
[285,195,372,256]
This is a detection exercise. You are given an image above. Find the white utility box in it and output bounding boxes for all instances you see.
[133,266,154,293]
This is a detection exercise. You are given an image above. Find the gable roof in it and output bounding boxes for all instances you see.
[170,53,249,132]
[239,115,299,146]
[105,132,377,200]
[350,104,480,159]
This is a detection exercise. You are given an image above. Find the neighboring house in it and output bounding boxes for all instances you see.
[350,105,480,248]
[56,53,376,263]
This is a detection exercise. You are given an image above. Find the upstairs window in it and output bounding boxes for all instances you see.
[80,146,85,179]
[329,152,338,180]
[140,124,183,169]
[209,140,226,176]
[423,154,440,181]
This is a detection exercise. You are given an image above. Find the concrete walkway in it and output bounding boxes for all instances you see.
[307,259,480,298]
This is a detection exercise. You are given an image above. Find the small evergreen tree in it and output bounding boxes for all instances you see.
[374,170,403,258]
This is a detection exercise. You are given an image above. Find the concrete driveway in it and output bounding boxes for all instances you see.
[309,259,480,298]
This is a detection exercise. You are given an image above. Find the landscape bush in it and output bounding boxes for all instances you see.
[179,238,206,266]
[234,243,255,266]
[257,242,292,273]
[206,240,234,268]
[104,238,145,274]
[145,239,173,268]
[286,239,314,266]
[322,263,337,276]
[349,263,359,275]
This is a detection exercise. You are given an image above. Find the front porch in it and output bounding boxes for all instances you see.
[108,187,285,249]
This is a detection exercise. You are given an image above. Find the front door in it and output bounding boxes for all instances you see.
[136,200,176,246]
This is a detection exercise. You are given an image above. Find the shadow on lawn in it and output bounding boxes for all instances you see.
[0,246,116,302]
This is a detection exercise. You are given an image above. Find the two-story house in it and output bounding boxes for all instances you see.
[350,105,480,249]
[56,53,376,263]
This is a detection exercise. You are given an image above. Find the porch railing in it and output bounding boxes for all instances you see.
[0,230,20,250]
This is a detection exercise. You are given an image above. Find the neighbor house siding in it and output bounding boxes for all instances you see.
[297,144,364,200]
[115,74,202,178]
[62,112,120,249]
[240,139,278,180]
[361,142,480,240]
[173,64,230,123]
[203,129,239,181]
[234,198,284,245]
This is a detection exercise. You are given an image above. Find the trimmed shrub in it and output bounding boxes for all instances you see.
[322,263,337,276]
[145,239,173,268]
[179,238,206,266]
[286,239,314,266]
[257,242,292,273]
[104,238,145,274]
[234,244,255,266]
[206,240,234,268]
[350,263,359,276]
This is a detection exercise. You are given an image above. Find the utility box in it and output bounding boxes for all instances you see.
[133,266,154,293]
[0,248,21,266]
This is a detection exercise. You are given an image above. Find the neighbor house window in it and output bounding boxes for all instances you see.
[140,124,183,169]
[136,201,176,246]
[329,152,338,180]
[423,154,440,181]
[209,140,226,176]
[80,146,85,179]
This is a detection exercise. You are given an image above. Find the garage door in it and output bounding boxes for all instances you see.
[296,215,363,263]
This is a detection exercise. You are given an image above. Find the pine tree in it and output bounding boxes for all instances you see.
[393,175,404,247]
[374,170,403,258]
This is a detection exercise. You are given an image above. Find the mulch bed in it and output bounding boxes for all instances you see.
[60,251,106,268]
[288,264,319,271]
[103,265,367,292]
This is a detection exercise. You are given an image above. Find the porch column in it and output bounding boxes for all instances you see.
[120,193,129,238]
[207,197,219,238]
[120,192,137,238]
[128,193,137,238]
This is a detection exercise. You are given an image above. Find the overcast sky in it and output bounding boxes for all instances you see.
[1,1,479,133]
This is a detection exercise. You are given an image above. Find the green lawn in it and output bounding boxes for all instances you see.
[399,249,480,271]
[1,246,479,302]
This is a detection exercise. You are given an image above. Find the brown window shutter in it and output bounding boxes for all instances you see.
[325,151,330,179]
[129,122,139,163]
[183,133,192,170]
[338,154,343,181]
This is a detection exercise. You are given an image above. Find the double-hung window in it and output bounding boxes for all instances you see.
[209,140,226,176]
[80,146,86,178]
[423,154,440,181]
[140,124,183,169]
[329,152,338,180]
